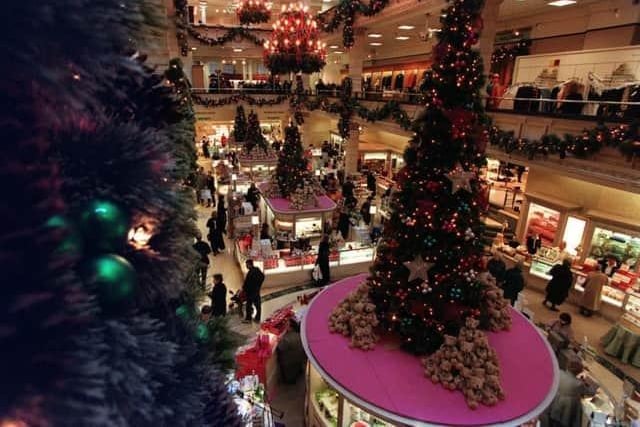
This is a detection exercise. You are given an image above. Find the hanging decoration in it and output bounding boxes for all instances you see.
[83,254,137,306]
[192,93,290,108]
[237,0,272,25]
[78,200,130,253]
[263,3,326,74]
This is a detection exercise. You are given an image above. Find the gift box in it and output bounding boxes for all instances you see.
[263,257,279,270]
[284,256,303,267]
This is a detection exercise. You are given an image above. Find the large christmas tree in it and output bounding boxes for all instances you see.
[0,1,240,425]
[275,123,311,197]
[234,105,248,143]
[243,110,270,153]
[366,0,498,355]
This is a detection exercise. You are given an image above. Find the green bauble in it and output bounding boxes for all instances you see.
[85,254,137,305]
[195,322,210,343]
[45,214,83,255]
[79,200,129,252]
[176,304,192,320]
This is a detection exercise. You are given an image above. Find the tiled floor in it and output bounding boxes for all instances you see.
[196,154,640,425]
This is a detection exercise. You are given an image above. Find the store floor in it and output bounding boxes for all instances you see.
[195,155,639,424]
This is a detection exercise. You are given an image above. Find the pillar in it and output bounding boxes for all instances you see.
[344,122,360,175]
[478,0,503,77]
[347,28,367,95]
[191,63,205,90]
[198,1,207,25]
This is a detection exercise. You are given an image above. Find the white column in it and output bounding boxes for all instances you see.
[478,0,503,77]
[344,122,360,175]
[347,28,367,94]
[198,1,207,25]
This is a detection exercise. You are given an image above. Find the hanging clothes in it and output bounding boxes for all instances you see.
[394,73,404,90]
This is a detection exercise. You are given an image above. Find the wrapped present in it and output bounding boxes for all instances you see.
[263,257,279,270]
[284,256,303,267]
[261,306,295,336]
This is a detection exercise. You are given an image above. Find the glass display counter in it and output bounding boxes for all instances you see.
[589,227,640,270]
[307,362,396,427]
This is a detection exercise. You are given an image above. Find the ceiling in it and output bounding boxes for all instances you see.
[188,0,611,62]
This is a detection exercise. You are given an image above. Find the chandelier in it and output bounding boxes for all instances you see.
[263,2,326,74]
[237,0,271,25]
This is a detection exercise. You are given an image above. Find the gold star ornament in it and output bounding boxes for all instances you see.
[403,255,434,282]
[446,167,475,194]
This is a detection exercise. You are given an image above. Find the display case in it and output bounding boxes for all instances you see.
[623,293,640,328]
[307,362,396,427]
[588,227,640,271]
[525,202,560,246]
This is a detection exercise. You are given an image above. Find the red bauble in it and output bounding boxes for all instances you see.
[441,301,467,323]
[409,300,427,316]
[395,167,411,186]
[416,200,437,217]
[426,181,441,193]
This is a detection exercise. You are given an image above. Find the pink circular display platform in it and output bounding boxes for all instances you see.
[302,274,559,426]
[258,183,337,214]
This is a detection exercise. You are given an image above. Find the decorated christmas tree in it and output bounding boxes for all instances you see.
[234,105,248,143]
[0,1,240,425]
[275,123,311,197]
[328,0,512,409]
[243,110,270,154]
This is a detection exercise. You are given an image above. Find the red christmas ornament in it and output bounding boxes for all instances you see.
[426,180,442,193]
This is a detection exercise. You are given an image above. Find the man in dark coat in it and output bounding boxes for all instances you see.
[502,261,525,305]
[243,260,265,323]
[315,234,331,286]
[276,319,307,384]
[208,273,227,317]
[193,235,212,287]
[341,177,355,199]
[544,259,574,311]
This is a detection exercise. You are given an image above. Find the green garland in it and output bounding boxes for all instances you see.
[317,0,390,47]
[192,93,289,107]
[487,120,637,160]
[187,26,265,47]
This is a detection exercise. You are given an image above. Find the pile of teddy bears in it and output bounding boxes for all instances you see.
[478,272,513,332]
[422,317,505,410]
[328,283,379,350]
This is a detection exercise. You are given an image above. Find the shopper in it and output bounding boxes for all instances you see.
[487,251,507,285]
[246,182,260,211]
[580,265,608,317]
[316,234,331,286]
[200,305,212,322]
[366,170,377,196]
[260,223,271,240]
[360,197,372,226]
[208,273,227,317]
[206,211,224,255]
[242,259,265,323]
[544,259,573,311]
[502,260,525,306]
[276,318,307,384]
[205,171,216,207]
[217,195,227,234]
[338,210,350,240]
[341,176,355,199]
[526,233,542,255]
[599,256,619,277]
[548,312,574,342]
[193,234,212,288]
[540,359,585,427]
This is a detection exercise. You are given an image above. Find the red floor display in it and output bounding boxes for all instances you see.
[302,274,559,426]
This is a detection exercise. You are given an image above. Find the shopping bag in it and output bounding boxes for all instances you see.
[312,265,323,281]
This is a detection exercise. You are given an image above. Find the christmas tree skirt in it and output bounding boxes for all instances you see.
[302,274,559,426]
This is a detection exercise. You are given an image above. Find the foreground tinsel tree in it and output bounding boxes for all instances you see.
[329,0,512,409]
[275,123,311,197]
[234,105,248,143]
[0,1,240,425]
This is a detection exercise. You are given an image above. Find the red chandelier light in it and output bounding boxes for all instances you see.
[263,2,326,74]
[237,0,271,25]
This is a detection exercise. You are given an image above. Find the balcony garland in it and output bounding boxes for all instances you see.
[317,0,390,47]
[491,40,531,65]
[192,93,290,107]
[188,26,265,47]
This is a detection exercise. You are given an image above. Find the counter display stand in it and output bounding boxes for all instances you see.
[302,274,559,427]
[235,239,375,288]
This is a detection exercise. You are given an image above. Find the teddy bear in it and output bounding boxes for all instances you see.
[463,376,485,410]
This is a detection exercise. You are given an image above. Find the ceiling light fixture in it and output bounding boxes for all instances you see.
[369,42,382,46]
[547,0,576,6]
[329,45,339,49]
[233,48,243,52]
[334,50,344,54]
[368,33,383,38]
[395,35,410,40]
[397,25,415,30]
